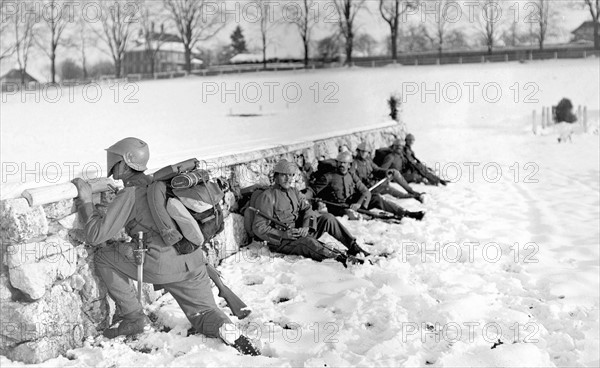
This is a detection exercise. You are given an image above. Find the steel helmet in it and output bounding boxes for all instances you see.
[105,137,150,174]
[405,133,415,141]
[336,151,353,163]
[356,142,369,151]
[273,159,297,175]
[392,138,403,147]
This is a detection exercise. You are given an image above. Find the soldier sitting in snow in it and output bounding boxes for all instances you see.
[250,159,369,266]
[310,151,425,221]
[352,141,424,203]
[379,136,447,186]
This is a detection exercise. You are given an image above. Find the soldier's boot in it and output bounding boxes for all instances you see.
[347,240,370,258]
[219,323,261,356]
[103,311,150,338]
[404,211,425,221]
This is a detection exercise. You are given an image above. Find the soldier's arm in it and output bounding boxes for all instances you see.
[79,187,136,246]
[353,173,371,209]
[297,190,318,231]
[252,190,290,245]
[379,154,394,170]
[310,173,330,198]
[370,160,389,176]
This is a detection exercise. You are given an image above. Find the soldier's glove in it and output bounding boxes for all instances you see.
[294,227,310,237]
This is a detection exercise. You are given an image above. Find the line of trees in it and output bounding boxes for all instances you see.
[1,0,598,84]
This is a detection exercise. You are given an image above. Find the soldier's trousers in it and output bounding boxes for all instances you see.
[372,182,415,199]
[368,193,407,217]
[386,169,419,195]
[95,243,231,338]
[270,214,355,262]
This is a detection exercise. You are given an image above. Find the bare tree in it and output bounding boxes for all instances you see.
[422,0,452,56]
[334,0,366,65]
[289,0,317,67]
[138,0,168,77]
[11,1,37,84]
[163,0,225,73]
[1,0,17,61]
[353,32,376,56]
[584,0,599,49]
[36,0,72,83]
[249,0,281,69]
[475,0,502,54]
[379,0,417,60]
[93,1,139,78]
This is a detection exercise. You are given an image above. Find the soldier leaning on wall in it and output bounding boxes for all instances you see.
[71,137,260,356]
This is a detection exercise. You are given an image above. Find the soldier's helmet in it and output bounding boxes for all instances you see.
[356,142,369,151]
[392,138,404,147]
[336,151,353,163]
[405,133,415,141]
[273,159,297,175]
[105,137,150,176]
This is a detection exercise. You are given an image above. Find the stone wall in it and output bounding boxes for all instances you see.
[0,122,404,363]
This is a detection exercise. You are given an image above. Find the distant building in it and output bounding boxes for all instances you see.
[123,31,203,75]
[571,21,600,43]
[0,69,38,91]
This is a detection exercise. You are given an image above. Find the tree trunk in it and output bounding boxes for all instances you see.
[346,33,353,65]
[20,69,25,85]
[391,28,398,60]
[50,53,56,83]
[114,59,121,78]
[184,46,191,73]
[303,39,309,67]
[594,20,599,50]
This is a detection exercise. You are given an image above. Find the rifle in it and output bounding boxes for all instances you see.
[316,199,402,223]
[206,264,251,319]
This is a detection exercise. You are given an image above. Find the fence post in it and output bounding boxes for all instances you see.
[459,57,462,64]
[481,55,485,63]
[372,61,375,68]
[436,58,440,65]
[415,59,418,66]
[583,106,588,132]
[554,52,558,59]
[505,54,509,62]
[583,50,587,58]
[529,51,533,61]
[541,108,546,129]
[532,110,537,134]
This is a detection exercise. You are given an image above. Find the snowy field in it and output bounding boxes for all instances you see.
[1,58,599,367]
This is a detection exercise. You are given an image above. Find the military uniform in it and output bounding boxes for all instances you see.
[402,146,443,185]
[252,183,359,261]
[352,157,416,199]
[312,167,413,219]
[79,172,230,338]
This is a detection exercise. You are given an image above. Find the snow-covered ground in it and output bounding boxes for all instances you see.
[1,59,599,366]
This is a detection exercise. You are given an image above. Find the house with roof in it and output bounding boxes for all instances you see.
[123,28,203,75]
[0,69,38,91]
[571,20,600,43]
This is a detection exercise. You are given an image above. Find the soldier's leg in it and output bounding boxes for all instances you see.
[162,264,231,338]
[314,213,355,248]
[375,183,414,199]
[389,169,421,195]
[275,238,339,262]
[368,193,407,217]
[94,243,143,318]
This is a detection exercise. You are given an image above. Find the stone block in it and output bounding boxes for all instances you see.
[0,285,85,364]
[0,198,48,244]
[42,199,74,220]
[7,236,78,300]
[212,213,247,263]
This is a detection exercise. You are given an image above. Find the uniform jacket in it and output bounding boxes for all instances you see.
[352,157,388,187]
[380,151,406,172]
[78,173,205,282]
[252,184,316,246]
[311,170,370,206]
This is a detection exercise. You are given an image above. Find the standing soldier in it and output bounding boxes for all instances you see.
[71,137,260,355]
[402,134,448,186]
[252,159,369,265]
[352,141,424,202]
[311,152,425,221]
